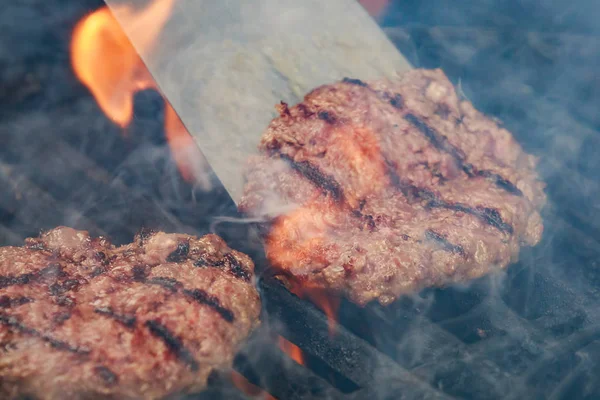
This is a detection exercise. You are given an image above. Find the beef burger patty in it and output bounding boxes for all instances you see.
[0,227,260,400]
[240,68,546,306]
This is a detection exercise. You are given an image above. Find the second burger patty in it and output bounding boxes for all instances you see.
[240,68,546,306]
[0,227,260,400]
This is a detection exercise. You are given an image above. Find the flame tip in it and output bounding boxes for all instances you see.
[70,0,204,185]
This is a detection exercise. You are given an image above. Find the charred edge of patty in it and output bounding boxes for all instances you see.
[0,296,33,308]
[404,113,523,197]
[375,90,404,109]
[26,241,48,251]
[95,366,119,386]
[342,77,368,87]
[145,320,199,371]
[94,307,136,328]
[277,153,344,201]
[0,314,89,354]
[386,163,513,234]
[425,230,465,256]
[342,77,404,109]
[278,101,292,117]
[166,241,190,263]
[182,289,235,323]
[0,263,66,290]
[137,227,157,241]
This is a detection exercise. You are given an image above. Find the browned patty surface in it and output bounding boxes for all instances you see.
[240,68,546,306]
[0,227,261,400]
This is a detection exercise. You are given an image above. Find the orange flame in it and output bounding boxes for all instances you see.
[231,371,278,400]
[278,336,305,366]
[70,1,209,188]
[266,201,342,336]
[288,283,340,337]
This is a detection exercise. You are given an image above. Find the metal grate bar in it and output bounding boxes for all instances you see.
[235,337,346,400]
[259,277,454,399]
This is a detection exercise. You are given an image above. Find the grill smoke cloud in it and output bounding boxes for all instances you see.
[1,0,600,398]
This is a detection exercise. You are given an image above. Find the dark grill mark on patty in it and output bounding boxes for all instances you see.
[0,296,33,308]
[146,277,182,292]
[473,206,514,234]
[374,90,404,109]
[95,366,119,386]
[469,167,523,196]
[389,93,404,109]
[317,111,336,124]
[386,163,513,234]
[404,113,465,162]
[94,251,109,265]
[425,230,465,256]
[37,264,67,280]
[53,311,72,326]
[352,210,376,231]
[182,289,235,323]
[278,153,343,201]
[137,273,235,323]
[90,266,108,278]
[217,253,251,282]
[49,279,80,296]
[193,252,251,282]
[0,273,32,289]
[132,265,149,282]
[434,202,513,234]
[434,103,451,119]
[94,307,136,328]
[0,314,89,354]
[342,77,368,87]
[193,255,219,268]
[166,241,190,263]
[145,320,199,371]
[55,296,75,307]
[404,113,523,197]
[0,263,66,290]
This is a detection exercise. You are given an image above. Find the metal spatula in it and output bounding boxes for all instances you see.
[103,0,412,203]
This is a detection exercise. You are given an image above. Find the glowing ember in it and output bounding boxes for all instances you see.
[231,371,278,400]
[278,336,305,366]
[359,0,390,17]
[70,1,209,188]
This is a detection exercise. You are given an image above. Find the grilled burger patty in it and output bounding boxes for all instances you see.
[240,68,546,306]
[0,227,260,400]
